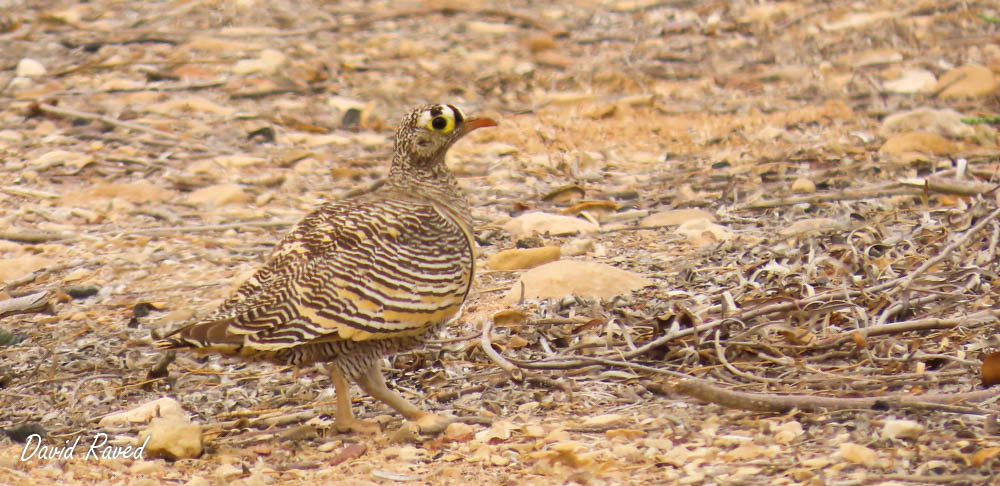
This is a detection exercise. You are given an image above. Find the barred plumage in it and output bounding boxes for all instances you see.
[157,104,496,434]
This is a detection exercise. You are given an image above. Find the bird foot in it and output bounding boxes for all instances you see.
[334,417,381,435]
[411,413,455,435]
[390,414,454,443]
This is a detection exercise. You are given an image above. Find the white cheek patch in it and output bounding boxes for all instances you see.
[417,110,434,129]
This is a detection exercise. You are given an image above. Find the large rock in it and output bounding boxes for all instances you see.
[503,212,598,238]
[934,65,998,98]
[879,131,958,164]
[139,416,203,460]
[879,108,974,138]
[504,260,651,302]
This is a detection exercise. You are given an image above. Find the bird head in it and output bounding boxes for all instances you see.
[393,104,497,169]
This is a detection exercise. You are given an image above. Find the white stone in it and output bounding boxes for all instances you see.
[16,58,46,77]
[882,419,925,440]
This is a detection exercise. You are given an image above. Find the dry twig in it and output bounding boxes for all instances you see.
[0,230,74,243]
[673,378,997,414]
[480,319,524,381]
[888,205,1000,298]
[36,103,220,153]
[0,291,52,319]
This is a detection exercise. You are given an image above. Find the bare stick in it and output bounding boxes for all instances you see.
[626,269,998,359]
[714,330,780,383]
[735,184,917,210]
[36,103,219,153]
[899,177,999,196]
[250,7,565,38]
[875,278,977,326]
[0,230,74,243]
[819,309,1000,348]
[0,291,52,319]
[38,103,181,140]
[506,352,690,380]
[479,319,523,381]
[867,475,990,485]
[59,80,226,96]
[96,220,295,237]
[1,260,89,293]
[70,374,120,410]
[674,378,996,414]
[0,186,60,199]
[888,205,1000,298]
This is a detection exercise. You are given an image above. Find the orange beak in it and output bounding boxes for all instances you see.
[463,117,498,132]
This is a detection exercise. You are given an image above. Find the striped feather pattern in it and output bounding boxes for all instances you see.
[160,192,473,357]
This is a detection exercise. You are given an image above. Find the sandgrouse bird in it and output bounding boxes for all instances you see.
[157,104,496,434]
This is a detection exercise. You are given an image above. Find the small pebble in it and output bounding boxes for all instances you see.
[16,58,46,77]
[791,177,816,193]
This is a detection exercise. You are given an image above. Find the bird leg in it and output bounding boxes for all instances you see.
[326,365,380,434]
[356,361,453,434]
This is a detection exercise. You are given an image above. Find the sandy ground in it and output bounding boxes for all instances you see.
[2,0,1000,484]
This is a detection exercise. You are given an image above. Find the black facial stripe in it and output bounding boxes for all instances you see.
[429,106,444,118]
[447,104,463,124]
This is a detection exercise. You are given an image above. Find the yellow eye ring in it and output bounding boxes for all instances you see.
[427,115,455,134]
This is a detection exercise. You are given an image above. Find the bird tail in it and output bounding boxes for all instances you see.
[155,318,243,352]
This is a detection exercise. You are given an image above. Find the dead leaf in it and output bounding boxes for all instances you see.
[851,331,868,349]
[561,201,620,215]
[542,185,585,203]
[982,352,1000,386]
[329,443,367,466]
[492,309,526,327]
[971,446,1000,467]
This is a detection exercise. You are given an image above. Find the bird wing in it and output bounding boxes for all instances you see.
[160,195,474,351]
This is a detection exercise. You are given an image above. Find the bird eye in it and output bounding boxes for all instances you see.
[427,115,455,134]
